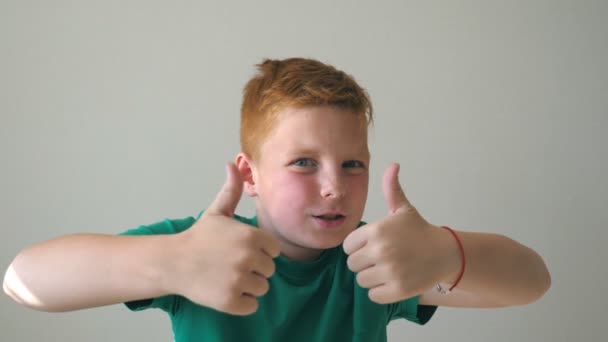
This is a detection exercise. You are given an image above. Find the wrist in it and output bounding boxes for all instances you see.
[434,225,464,285]
[155,233,184,295]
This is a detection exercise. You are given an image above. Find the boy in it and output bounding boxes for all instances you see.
[3,58,551,341]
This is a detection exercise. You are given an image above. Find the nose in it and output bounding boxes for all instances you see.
[319,169,346,199]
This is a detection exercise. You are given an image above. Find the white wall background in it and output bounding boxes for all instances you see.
[1,0,606,341]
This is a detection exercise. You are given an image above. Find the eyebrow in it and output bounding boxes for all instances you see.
[286,148,370,159]
[286,148,319,156]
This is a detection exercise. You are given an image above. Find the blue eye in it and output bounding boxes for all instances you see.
[293,159,316,167]
[343,160,365,169]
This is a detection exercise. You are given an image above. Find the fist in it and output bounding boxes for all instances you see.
[343,163,453,304]
[170,163,281,315]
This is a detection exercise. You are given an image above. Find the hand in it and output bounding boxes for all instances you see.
[168,163,281,315]
[343,163,458,304]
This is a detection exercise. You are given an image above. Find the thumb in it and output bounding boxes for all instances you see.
[205,163,244,217]
[382,163,413,215]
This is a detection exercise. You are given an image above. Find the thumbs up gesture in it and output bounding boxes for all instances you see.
[169,163,281,315]
[343,163,457,304]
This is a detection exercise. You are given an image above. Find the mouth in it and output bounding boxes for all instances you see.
[313,214,345,220]
[311,212,347,228]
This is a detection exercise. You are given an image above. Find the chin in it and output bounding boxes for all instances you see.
[277,220,355,250]
[300,235,347,250]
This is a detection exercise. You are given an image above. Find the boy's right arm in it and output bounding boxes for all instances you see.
[3,163,280,315]
[3,233,180,312]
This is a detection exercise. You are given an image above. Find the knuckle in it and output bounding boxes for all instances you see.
[241,228,258,243]
[368,288,382,303]
[226,271,245,290]
[233,251,255,270]
[242,298,259,315]
[365,226,377,239]
[217,293,239,312]
[264,258,276,277]
[226,296,258,316]
[369,244,386,260]
[258,279,270,295]
[346,257,354,271]
[385,263,400,276]
[269,241,281,257]
[355,272,366,287]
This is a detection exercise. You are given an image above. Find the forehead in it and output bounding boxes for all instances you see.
[262,106,369,156]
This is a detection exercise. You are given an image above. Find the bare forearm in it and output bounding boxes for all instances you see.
[442,230,551,306]
[3,233,177,312]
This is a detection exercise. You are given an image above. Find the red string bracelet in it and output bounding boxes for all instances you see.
[435,226,466,294]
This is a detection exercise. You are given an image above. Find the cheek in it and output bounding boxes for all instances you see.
[266,173,317,209]
[347,175,369,198]
[347,176,369,204]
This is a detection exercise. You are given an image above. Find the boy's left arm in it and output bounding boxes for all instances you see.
[416,229,551,308]
[343,163,551,308]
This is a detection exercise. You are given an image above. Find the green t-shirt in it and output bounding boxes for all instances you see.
[119,212,437,342]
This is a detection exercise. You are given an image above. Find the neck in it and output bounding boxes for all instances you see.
[275,237,324,261]
[254,216,324,262]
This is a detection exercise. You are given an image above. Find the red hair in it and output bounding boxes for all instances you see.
[240,57,373,160]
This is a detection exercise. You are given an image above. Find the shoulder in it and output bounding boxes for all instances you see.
[119,210,259,237]
[118,214,197,236]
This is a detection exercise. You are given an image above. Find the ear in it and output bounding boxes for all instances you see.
[235,152,258,197]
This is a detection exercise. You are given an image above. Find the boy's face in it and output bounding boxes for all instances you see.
[240,105,370,261]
